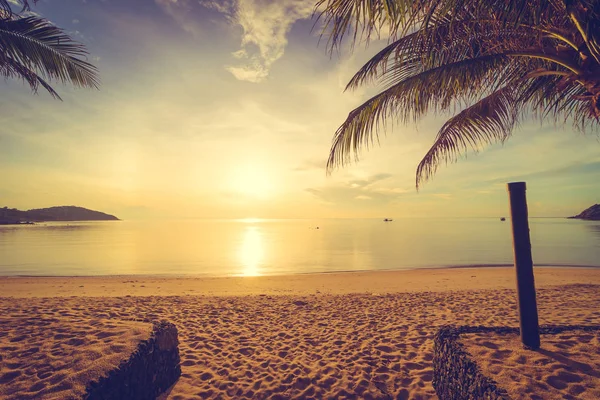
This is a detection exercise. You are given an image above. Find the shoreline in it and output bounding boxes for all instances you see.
[4,263,600,279]
[2,266,600,298]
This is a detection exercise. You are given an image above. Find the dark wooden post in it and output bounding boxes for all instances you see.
[507,182,540,349]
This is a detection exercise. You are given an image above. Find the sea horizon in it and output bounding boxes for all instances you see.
[2,217,599,277]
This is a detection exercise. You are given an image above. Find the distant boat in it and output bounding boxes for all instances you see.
[383,218,393,222]
[500,217,506,221]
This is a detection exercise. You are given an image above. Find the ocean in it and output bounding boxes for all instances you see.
[1,218,599,276]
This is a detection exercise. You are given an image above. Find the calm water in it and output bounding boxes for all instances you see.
[0,218,599,276]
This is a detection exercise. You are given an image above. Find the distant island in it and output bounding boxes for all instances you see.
[568,204,600,221]
[0,206,120,225]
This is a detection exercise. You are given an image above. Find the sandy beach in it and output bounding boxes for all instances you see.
[463,330,600,399]
[1,267,600,399]
[0,317,151,399]
[3,266,600,298]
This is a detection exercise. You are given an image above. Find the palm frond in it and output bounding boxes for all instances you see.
[0,0,12,18]
[315,0,566,52]
[565,0,600,63]
[0,53,60,98]
[415,86,518,188]
[344,18,483,90]
[327,53,526,172]
[345,16,581,91]
[0,1,33,19]
[0,16,99,90]
[323,0,600,187]
[314,0,420,51]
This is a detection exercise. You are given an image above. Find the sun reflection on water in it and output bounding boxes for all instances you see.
[239,226,264,276]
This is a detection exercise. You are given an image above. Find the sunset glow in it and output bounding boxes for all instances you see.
[0,0,598,219]
[239,226,264,276]
[226,164,276,199]
[2,2,600,399]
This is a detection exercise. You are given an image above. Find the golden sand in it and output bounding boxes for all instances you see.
[3,266,600,298]
[0,267,599,399]
[0,316,151,400]
[463,330,600,400]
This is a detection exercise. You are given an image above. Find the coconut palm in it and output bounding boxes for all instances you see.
[316,0,600,188]
[0,0,98,99]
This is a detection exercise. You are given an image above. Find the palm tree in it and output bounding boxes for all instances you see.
[0,0,98,99]
[316,0,600,188]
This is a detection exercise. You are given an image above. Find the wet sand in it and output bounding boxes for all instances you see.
[3,266,600,298]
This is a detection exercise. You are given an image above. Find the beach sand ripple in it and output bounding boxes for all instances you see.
[463,328,600,400]
[0,310,151,400]
[2,282,600,399]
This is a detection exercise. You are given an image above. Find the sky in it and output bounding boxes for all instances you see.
[1,0,599,219]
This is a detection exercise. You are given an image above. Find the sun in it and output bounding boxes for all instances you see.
[227,164,275,199]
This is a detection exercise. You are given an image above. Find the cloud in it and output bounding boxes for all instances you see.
[293,158,326,172]
[156,0,314,82]
[225,0,315,82]
[371,187,410,195]
[347,173,392,189]
[305,173,404,205]
[155,0,235,37]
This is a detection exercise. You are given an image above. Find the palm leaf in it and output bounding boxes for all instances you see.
[321,0,600,187]
[0,16,99,91]
[0,53,60,98]
[346,17,581,91]
[326,53,533,173]
[415,86,518,188]
[315,0,566,52]
[0,1,34,19]
[314,0,418,51]
[565,0,600,63]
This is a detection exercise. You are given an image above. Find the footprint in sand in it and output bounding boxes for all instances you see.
[0,370,21,384]
[66,338,85,346]
[375,344,393,353]
[95,331,118,339]
[9,335,28,343]
[37,370,53,379]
